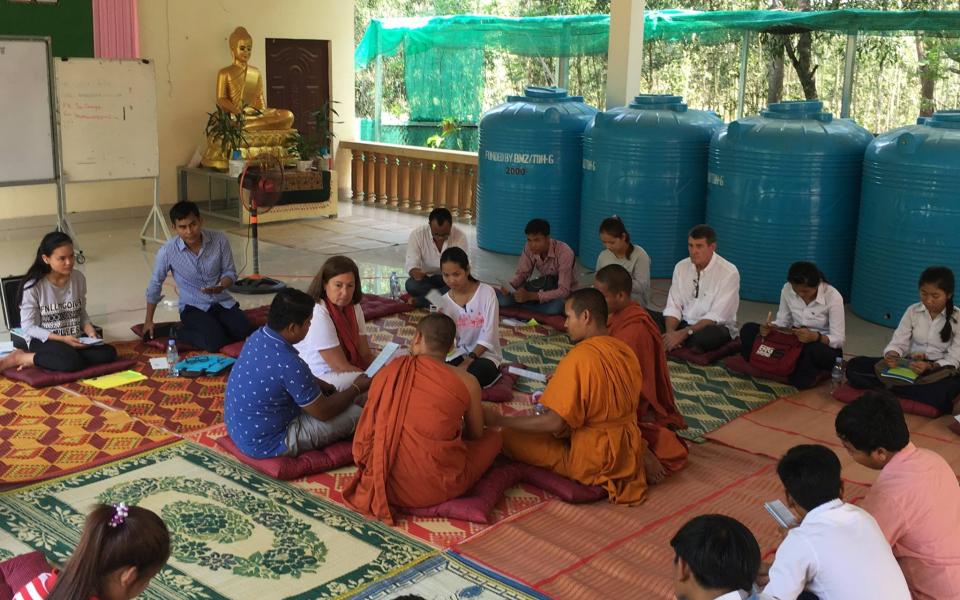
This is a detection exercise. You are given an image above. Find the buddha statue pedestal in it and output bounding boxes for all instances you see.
[200,129,296,170]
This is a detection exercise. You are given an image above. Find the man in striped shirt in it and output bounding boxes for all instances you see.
[143,201,253,351]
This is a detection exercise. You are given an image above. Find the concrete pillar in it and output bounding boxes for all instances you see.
[605,0,645,110]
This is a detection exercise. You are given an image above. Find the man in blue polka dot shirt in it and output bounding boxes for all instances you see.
[225,288,371,458]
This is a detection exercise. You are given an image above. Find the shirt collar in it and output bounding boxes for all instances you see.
[261,325,294,350]
[175,230,207,251]
[713,591,750,600]
[803,497,843,521]
[886,442,917,470]
[529,238,557,260]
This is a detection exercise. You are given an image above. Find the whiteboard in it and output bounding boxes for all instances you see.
[55,58,159,182]
[0,38,57,185]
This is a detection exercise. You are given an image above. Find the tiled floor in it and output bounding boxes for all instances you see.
[0,202,894,356]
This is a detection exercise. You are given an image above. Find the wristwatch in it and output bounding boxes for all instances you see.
[686,328,694,337]
[468,351,478,359]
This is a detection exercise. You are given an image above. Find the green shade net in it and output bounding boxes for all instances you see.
[356,10,960,122]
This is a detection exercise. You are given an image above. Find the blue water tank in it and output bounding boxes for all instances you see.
[706,100,872,302]
[852,110,960,326]
[476,86,597,255]
[579,94,723,276]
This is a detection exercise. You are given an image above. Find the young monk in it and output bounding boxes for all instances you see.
[484,288,652,504]
[344,313,502,523]
[594,264,688,481]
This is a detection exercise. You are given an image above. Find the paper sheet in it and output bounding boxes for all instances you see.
[366,342,400,377]
[80,370,147,390]
[149,357,170,370]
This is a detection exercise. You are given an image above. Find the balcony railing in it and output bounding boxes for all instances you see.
[339,140,478,222]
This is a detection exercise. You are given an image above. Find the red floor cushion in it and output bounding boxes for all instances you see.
[0,551,51,600]
[360,294,414,320]
[723,354,829,388]
[399,460,606,523]
[2,359,137,388]
[220,340,245,358]
[669,338,741,366]
[481,366,519,403]
[499,306,567,332]
[832,383,944,418]
[216,434,353,480]
[131,306,270,351]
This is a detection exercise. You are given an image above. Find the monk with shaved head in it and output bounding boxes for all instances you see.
[344,313,502,523]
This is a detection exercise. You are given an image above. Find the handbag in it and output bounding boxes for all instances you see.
[750,329,804,377]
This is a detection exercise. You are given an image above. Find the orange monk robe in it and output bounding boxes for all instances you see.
[608,302,686,430]
[343,355,502,524]
[502,336,648,504]
[608,302,690,474]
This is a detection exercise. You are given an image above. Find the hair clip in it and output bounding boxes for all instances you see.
[109,503,129,528]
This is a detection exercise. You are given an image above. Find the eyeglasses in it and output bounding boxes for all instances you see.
[693,271,701,299]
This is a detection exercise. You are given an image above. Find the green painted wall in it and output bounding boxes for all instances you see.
[0,0,94,58]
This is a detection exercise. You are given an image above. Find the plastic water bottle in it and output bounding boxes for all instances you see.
[167,338,180,377]
[831,357,844,390]
[532,391,547,415]
[389,272,399,300]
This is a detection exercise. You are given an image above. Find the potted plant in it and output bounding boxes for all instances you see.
[285,132,320,171]
[205,106,248,174]
[310,100,342,169]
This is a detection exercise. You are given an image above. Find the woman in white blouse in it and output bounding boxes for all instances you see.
[436,247,502,388]
[295,256,373,391]
[595,216,651,309]
[847,266,960,413]
[739,262,845,388]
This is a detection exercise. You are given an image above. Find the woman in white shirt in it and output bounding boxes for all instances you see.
[436,247,502,388]
[847,266,960,413]
[739,262,845,388]
[595,216,651,309]
[295,256,373,392]
[8,232,117,373]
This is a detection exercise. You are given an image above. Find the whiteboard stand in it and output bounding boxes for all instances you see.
[139,176,171,245]
[53,173,85,264]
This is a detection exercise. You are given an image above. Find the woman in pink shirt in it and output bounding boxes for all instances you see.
[836,391,960,600]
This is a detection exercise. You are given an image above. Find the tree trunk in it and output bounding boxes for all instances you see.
[916,36,936,117]
[766,37,785,104]
[784,0,819,100]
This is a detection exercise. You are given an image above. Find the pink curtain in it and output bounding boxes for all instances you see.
[92,0,140,59]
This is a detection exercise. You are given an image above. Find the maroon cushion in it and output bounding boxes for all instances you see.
[220,340,245,359]
[0,551,51,599]
[481,366,518,403]
[360,294,414,320]
[669,338,742,366]
[518,464,607,503]
[724,355,791,383]
[949,418,960,437]
[499,306,567,332]
[2,359,137,388]
[832,383,945,418]
[215,435,353,480]
[400,461,606,523]
[130,306,269,351]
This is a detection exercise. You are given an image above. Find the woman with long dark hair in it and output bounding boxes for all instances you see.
[435,247,502,388]
[295,255,373,391]
[596,216,652,308]
[847,266,960,413]
[11,232,117,372]
[739,261,845,388]
[13,503,170,600]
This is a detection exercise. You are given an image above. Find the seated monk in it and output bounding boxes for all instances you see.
[216,27,294,131]
[485,288,653,504]
[343,313,502,523]
[595,264,689,481]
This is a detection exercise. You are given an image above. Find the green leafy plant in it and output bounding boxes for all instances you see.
[310,100,342,155]
[426,117,463,150]
[205,106,248,157]
[285,131,321,160]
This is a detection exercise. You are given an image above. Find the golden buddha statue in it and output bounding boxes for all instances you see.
[202,26,296,169]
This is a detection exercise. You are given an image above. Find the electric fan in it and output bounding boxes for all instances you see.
[230,154,288,294]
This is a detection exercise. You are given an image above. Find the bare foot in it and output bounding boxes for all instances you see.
[0,349,28,372]
[644,451,667,485]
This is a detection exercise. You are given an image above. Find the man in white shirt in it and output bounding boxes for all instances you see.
[671,514,771,600]
[654,224,740,353]
[404,208,468,307]
[762,444,910,600]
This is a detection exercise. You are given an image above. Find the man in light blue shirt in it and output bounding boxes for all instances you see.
[143,201,252,351]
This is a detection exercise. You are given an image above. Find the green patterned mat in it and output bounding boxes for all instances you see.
[500,335,796,442]
[0,441,432,600]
